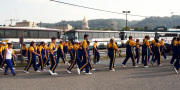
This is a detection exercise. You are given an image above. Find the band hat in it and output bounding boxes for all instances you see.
[74,40,79,43]
[44,41,48,43]
[7,41,12,44]
[2,42,6,44]
[111,37,115,39]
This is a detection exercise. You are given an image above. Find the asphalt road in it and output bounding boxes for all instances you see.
[0,55,179,90]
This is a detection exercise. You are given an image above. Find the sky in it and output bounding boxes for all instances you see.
[0,0,180,25]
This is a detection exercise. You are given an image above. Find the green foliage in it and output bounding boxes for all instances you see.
[39,15,180,30]
[121,26,130,30]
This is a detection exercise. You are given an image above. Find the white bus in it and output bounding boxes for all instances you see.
[120,31,155,46]
[66,30,121,49]
[0,27,62,50]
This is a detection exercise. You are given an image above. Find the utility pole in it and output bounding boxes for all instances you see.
[123,11,131,30]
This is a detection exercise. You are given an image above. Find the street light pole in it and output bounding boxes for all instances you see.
[123,11,131,30]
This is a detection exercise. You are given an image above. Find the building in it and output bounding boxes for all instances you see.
[16,20,38,27]
[53,24,73,31]
[81,16,89,30]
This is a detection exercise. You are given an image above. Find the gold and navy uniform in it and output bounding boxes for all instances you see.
[0,44,8,68]
[106,42,118,70]
[67,44,82,71]
[49,43,58,73]
[151,40,156,61]
[79,40,90,73]
[37,45,44,70]
[63,42,68,53]
[43,45,50,66]
[93,42,100,63]
[68,44,74,63]
[22,46,28,56]
[24,46,38,71]
[172,40,180,70]
[160,40,167,59]
[152,42,162,65]
[170,40,178,64]
[57,43,65,63]
[135,44,140,63]
[122,40,136,66]
[143,39,150,66]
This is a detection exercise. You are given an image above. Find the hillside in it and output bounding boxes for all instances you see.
[40,15,180,30]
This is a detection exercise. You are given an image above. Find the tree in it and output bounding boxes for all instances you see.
[121,26,130,30]
[144,26,149,30]
[133,27,140,30]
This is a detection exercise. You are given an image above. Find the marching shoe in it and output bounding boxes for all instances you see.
[144,66,149,68]
[110,69,115,71]
[173,67,178,74]
[49,69,54,75]
[24,70,29,73]
[133,66,138,68]
[85,72,92,75]
[35,70,41,72]
[77,68,80,75]
[67,70,72,74]
[122,64,126,67]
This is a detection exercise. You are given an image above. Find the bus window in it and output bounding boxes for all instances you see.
[5,30,16,38]
[99,33,104,38]
[0,30,4,38]
[104,33,109,38]
[115,33,119,38]
[86,32,92,39]
[93,33,98,38]
[135,33,138,38]
[29,31,38,38]
[130,33,134,37]
[78,32,85,39]
[127,33,130,38]
[138,33,142,37]
[39,31,48,38]
[17,30,29,38]
[110,33,114,38]
[49,32,57,38]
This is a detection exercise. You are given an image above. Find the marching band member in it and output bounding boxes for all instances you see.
[68,42,74,65]
[151,37,156,61]
[49,37,58,75]
[173,37,180,74]
[22,44,28,56]
[0,42,8,70]
[77,34,92,74]
[143,35,153,68]
[151,39,163,66]
[43,41,50,67]
[67,40,82,74]
[57,40,65,64]
[37,42,45,71]
[141,39,146,64]
[160,39,168,59]
[170,37,177,65]
[63,40,69,61]
[87,41,95,71]
[122,36,138,67]
[135,39,141,64]
[24,41,41,73]
[0,41,3,70]
[3,42,17,76]
[93,40,100,64]
[107,38,120,71]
